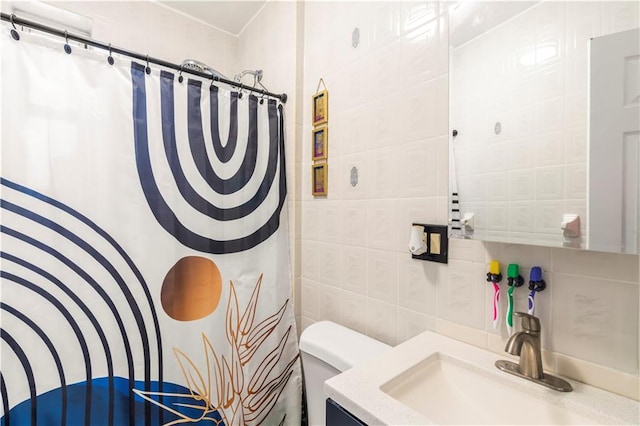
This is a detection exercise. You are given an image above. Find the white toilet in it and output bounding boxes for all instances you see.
[299,321,391,426]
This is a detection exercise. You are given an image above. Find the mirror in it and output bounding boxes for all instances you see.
[449,1,640,254]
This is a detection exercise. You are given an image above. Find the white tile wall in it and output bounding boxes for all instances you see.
[317,283,341,324]
[318,242,341,287]
[366,200,398,249]
[366,298,399,345]
[366,249,398,302]
[397,307,435,342]
[551,274,639,374]
[340,246,368,295]
[438,260,487,328]
[301,1,640,401]
[340,290,367,332]
[397,256,438,315]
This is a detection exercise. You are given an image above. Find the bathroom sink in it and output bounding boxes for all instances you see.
[381,353,597,425]
[324,331,639,425]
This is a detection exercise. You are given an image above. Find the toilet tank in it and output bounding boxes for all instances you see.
[299,321,391,426]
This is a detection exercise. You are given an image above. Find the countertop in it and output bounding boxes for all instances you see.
[324,331,640,425]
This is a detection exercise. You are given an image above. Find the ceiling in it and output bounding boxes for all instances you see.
[449,1,538,48]
[159,1,540,43]
[156,1,266,36]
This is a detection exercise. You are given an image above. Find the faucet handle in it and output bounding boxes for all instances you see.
[514,311,541,333]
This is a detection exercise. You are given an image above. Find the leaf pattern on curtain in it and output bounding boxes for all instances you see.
[133,275,298,426]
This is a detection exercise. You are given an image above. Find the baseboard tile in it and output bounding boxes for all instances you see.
[435,319,487,348]
[555,353,640,401]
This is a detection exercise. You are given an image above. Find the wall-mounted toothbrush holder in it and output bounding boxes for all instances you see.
[528,266,546,315]
[506,264,525,336]
[410,224,448,264]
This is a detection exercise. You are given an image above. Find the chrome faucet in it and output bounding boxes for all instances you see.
[504,312,544,379]
[496,312,573,392]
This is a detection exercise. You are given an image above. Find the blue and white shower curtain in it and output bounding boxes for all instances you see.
[1,28,301,425]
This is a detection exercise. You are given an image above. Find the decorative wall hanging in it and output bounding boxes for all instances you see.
[312,163,328,196]
[312,125,328,161]
[311,79,328,127]
[312,78,329,197]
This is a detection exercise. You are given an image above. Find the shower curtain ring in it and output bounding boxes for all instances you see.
[63,30,72,54]
[238,83,244,99]
[107,43,114,65]
[259,89,266,104]
[145,55,151,75]
[178,65,184,83]
[10,14,20,41]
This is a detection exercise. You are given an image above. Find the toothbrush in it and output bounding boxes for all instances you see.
[528,266,546,315]
[506,264,524,336]
[486,261,502,330]
[528,289,536,315]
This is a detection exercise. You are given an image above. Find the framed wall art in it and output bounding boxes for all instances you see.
[312,90,328,127]
[312,125,328,161]
[312,163,328,196]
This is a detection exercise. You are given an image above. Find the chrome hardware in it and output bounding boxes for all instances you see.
[495,312,573,392]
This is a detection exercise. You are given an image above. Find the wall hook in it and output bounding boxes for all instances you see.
[461,212,475,231]
[561,214,580,238]
[107,43,114,65]
[63,30,72,54]
[10,14,20,41]
[145,55,151,74]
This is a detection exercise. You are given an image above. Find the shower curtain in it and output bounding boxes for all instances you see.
[0,28,301,425]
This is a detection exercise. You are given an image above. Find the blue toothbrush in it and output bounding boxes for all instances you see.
[528,267,546,315]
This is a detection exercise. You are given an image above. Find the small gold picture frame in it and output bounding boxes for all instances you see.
[312,90,329,126]
[312,163,328,196]
[312,125,328,161]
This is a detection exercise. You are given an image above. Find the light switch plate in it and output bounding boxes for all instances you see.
[411,224,448,263]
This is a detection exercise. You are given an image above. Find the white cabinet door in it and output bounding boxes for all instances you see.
[589,28,640,253]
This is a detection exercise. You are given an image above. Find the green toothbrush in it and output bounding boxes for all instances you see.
[506,264,524,336]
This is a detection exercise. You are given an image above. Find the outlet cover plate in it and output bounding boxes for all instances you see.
[411,223,448,264]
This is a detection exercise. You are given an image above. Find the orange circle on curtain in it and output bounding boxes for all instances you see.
[161,256,222,321]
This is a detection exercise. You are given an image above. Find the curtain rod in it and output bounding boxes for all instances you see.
[1,12,288,103]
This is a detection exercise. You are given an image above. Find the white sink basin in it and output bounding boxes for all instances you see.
[325,331,640,425]
[381,353,597,425]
